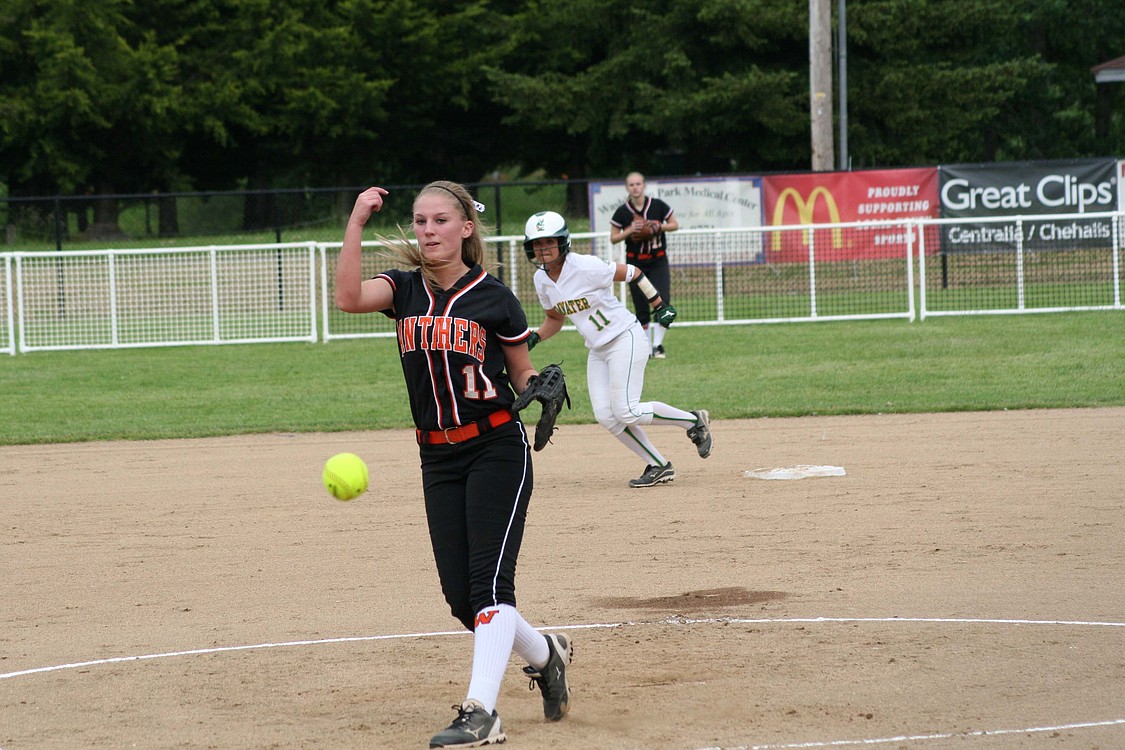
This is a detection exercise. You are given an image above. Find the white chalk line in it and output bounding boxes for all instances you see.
[695,718,1125,750]
[3,615,1122,682]
[0,628,469,680]
[2,615,1122,750]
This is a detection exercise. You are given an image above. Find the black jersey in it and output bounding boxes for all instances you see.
[610,197,675,262]
[378,265,529,432]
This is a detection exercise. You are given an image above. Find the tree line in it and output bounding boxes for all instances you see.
[1,0,1122,211]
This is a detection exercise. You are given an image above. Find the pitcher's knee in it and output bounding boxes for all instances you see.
[446,595,476,631]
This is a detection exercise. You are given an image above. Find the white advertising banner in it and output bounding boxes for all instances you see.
[588,176,763,233]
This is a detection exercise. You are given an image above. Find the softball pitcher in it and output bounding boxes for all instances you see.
[337,183,571,748]
[523,210,713,488]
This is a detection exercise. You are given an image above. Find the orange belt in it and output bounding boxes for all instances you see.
[416,409,513,445]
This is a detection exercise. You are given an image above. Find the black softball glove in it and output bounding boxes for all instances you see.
[512,363,571,451]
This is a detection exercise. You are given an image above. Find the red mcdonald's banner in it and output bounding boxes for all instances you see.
[763,167,939,262]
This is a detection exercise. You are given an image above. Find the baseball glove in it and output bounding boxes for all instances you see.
[633,218,662,242]
[512,363,571,451]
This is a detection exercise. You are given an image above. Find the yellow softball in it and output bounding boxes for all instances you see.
[322,452,369,501]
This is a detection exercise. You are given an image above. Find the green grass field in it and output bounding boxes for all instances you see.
[1,312,1122,446]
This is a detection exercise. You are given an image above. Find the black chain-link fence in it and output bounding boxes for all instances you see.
[1,180,587,251]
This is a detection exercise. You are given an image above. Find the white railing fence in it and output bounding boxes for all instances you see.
[2,212,1121,354]
[917,211,1123,318]
[1,254,14,355]
[7,243,318,353]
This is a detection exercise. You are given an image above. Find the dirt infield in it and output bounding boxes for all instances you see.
[2,409,1123,750]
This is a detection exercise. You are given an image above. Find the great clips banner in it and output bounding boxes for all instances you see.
[938,159,1117,252]
[762,167,939,262]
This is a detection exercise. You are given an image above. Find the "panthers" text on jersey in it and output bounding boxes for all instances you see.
[397,315,487,362]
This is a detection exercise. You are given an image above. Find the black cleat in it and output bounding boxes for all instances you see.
[687,410,713,458]
[429,700,506,748]
[628,462,675,488]
[523,633,573,721]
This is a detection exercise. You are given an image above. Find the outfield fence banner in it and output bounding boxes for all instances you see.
[2,210,1121,353]
[761,167,940,262]
[938,159,1118,256]
[587,176,764,233]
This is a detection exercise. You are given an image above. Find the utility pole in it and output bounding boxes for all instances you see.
[837,0,848,170]
[810,0,834,171]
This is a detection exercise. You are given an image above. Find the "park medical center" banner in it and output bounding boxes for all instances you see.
[588,176,764,234]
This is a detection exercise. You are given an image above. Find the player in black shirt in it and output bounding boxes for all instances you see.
[336,181,572,748]
[609,172,679,358]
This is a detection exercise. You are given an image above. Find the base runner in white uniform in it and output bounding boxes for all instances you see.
[522,211,713,488]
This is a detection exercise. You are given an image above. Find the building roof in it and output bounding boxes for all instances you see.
[1092,55,1125,83]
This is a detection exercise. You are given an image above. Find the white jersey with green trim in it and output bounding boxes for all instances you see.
[534,253,636,350]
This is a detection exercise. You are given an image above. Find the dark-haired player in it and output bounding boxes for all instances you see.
[523,210,711,489]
